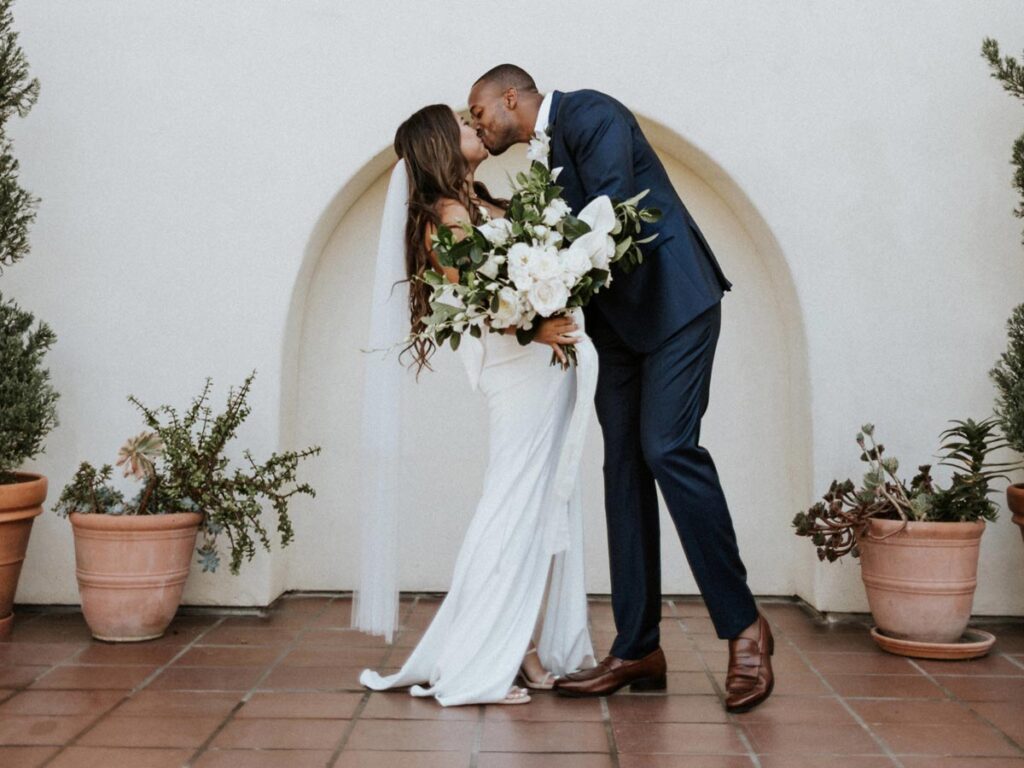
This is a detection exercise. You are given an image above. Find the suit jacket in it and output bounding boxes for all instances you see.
[547,89,732,352]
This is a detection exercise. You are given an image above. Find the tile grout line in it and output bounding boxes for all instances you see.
[904,657,1024,756]
[677,612,761,768]
[468,700,484,768]
[36,615,227,768]
[183,595,345,767]
[780,629,906,768]
[599,695,621,768]
[326,595,420,768]
[1001,651,1024,671]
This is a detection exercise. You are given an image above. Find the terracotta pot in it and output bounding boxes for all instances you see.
[856,517,985,644]
[1008,483,1024,545]
[70,511,202,642]
[0,473,47,640]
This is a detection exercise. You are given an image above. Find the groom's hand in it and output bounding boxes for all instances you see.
[534,315,579,366]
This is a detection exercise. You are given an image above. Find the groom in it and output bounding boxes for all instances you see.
[468,65,774,712]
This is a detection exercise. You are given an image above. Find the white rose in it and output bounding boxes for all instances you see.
[577,195,616,236]
[527,245,562,281]
[541,198,570,227]
[478,217,512,247]
[571,230,616,271]
[563,243,594,278]
[506,242,534,291]
[490,286,524,328]
[528,277,570,317]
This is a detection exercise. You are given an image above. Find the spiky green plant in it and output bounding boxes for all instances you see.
[55,372,321,575]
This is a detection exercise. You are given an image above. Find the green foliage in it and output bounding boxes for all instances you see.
[792,418,1016,562]
[0,0,39,271]
[0,290,58,482]
[0,2,56,483]
[991,303,1024,455]
[54,371,321,575]
[982,37,1024,243]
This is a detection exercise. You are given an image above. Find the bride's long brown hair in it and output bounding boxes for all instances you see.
[393,104,505,375]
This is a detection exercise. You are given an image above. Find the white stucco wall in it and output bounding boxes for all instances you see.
[6,1,1023,616]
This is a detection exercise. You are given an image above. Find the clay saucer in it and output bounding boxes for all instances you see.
[869,626,996,660]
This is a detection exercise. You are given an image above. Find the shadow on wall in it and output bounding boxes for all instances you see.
[276,112,814,603]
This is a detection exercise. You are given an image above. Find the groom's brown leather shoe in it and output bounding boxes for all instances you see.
[725,611,775,713]
[554,647,667,697]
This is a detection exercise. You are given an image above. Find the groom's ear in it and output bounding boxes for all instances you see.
[503,87,519,111]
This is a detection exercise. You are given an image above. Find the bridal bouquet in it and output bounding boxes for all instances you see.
[419,147,661,368]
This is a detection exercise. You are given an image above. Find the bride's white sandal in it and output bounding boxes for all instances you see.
[517,646,558,691]
[500,684,531,705]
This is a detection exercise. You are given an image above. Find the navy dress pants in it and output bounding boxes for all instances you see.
[589,299,759,660]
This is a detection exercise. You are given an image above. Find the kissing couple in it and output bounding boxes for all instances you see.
[354,64,775,713]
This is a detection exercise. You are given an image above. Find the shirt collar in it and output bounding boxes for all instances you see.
[534,92,553,135]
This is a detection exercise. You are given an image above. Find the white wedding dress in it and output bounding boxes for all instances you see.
[359,318,598,706]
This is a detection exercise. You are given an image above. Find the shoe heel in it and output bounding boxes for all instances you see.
[629,673,667,692]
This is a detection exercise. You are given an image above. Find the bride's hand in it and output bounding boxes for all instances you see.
[533,315,579,366]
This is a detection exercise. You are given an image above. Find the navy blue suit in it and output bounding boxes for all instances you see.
[548,89,758,657]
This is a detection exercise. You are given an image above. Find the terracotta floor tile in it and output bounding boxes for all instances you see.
[741,722,882,754]
[803,650,918,675]
[147,665,264,691]
[480,721,608,752]
[917,654,1024,676]
[74,643,181,666]
[969,701,1024,743]
[78,714,224,748]
[194,749,335,768]
[939,676,1024,702]
[482,694,603,722]
[29,665,154,690]
[48,746,193,767]
[115,690,242,718]
[0,643,84,666]
[172,645,281,668]
[759,671,829,696]
[0,746,60,767]
[360,692,478,721]
[334,751,471,768]
[479,755,616,768]
[237,691,362,719]
[0,666,49,688]
[346,719,477,751]
[299,629,393,648]
[663,672,717,695]
[259,664,366,691]
[4,616,93,643]
[727,695,856,725]
[198,626,299,646]
[900,758,1024,768]
[612,723,747,754]
[210,717,346,749]
[0,715,97,745]
[872,722,1022,756]
[823,673,945,698]
[607,695,728,723]
[278,646,388,667]
[0,690,124,716]
[218,613,313,630]
[618,757,756,768]
[757,758,893,768]
[848,698,982,724]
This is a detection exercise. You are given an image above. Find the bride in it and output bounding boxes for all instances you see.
[355,104,597,705]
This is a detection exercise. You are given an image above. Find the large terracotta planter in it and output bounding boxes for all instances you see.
[70,511,202,642]
[1008,483,1024,545]
[856,517,985,644]
[0,473,47,640]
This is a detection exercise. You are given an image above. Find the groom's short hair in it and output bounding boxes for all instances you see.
[474,64,538,94]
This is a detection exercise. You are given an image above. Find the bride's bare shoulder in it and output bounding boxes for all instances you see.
[435,197,472,226]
